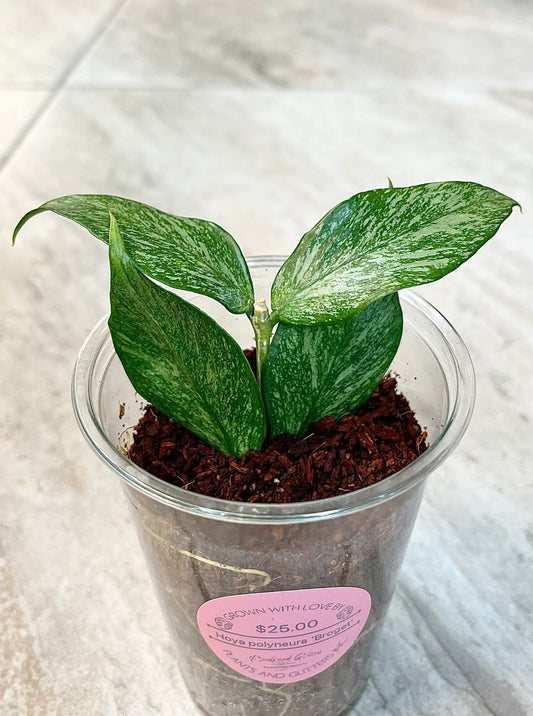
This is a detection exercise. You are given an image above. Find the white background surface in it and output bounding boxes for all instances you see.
[1,1,532,714]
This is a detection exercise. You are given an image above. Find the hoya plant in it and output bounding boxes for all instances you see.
[13,181,517,458]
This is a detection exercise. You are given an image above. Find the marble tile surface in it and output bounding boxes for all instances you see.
[69,0,533,90]
[0,0,121,87]
[0,91,50,167]
[1,1,532,715]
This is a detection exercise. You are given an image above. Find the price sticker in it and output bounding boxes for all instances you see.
[197,586,371,684]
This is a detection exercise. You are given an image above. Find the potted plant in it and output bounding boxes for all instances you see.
[14,181,517,716]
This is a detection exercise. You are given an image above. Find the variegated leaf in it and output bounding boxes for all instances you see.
[263,293,403,438]
[108,215,265,458]
[272,181,518,324]
[13,194,254,315]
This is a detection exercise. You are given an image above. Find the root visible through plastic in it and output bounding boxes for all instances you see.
[142,522,272,588]
[192,655,292,716]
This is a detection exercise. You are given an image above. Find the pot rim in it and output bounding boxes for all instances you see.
[72,256,475,524]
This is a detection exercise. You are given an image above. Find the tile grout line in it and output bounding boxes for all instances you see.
[0,0,128,175]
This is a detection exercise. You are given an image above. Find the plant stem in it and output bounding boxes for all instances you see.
[251,299,275,389]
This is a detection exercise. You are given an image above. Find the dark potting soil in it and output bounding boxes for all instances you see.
[127,350,428,503]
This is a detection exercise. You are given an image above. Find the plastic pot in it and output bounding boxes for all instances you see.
[72,257,475,716]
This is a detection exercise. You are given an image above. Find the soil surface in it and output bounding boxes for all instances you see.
[128,351,428,503]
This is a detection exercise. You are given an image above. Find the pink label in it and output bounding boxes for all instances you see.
[196,587,371,684]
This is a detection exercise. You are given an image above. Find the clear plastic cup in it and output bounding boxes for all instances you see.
[72,257,475,716]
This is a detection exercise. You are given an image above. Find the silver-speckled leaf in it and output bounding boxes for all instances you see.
[13,194,254,315]
[108,216,265,458]
[272,182,518,324]
[263,293,403,438]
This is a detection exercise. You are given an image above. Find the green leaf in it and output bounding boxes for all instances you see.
[272,181,518,324]
[13,194,254,315]
[263,292,403,439]
[108,215,265,458]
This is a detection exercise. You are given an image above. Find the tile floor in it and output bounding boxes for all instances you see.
[1,1,532,714]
